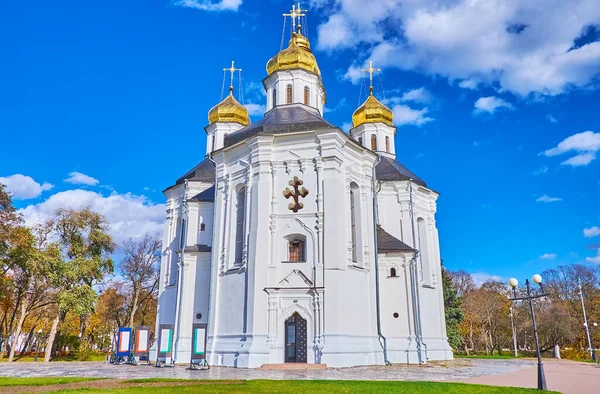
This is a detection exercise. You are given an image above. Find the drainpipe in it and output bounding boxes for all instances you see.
[172,180,189,364]
[372,155,392,366]
[408,179,427,363]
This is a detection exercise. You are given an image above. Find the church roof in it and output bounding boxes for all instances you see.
[190,185,215,202]
[176,158,215,185]
[224,104,336,148]
[376,225,414,253]
[375,156,427,187]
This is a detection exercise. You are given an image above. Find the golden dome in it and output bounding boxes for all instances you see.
[208,88,250,126]
[266,28,321,77]
[352,90,393,127]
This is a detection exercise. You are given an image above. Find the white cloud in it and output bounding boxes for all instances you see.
[323,97,348,113]
[533,165,548,175]
[541,131,600,167]
[584,226,600,237]
[459,79,479,90]
[64,171,99,186]
[318,0,600,97]
[472,272,504,286]
[19,189,165,246]
[174,0,242,12]
[317,14,356,51]
[536,194,563,203]
[243,81,266,101]
[0,174,54,200]
[341,122,352,133]
[391,104,433,126]
[586,250,600,264]
[399,87,433,104]
[473,96,515,115]
[561,152,596,166]
[245,103,265,116]
[472,140,480,148]
[540,253,557,260]
[547,114,558,123]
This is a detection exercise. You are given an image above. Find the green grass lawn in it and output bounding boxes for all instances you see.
[0,353,107,362]
[0,377,100,386]
[51,379,553,394]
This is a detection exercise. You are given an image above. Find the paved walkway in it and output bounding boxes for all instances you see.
[0,359,532,381]
[454,359,600,394]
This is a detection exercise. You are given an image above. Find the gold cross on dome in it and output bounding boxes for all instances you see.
[283,176,309,213]
[284,3,307,32]
[362,60,381,95]
[223,60,242,94]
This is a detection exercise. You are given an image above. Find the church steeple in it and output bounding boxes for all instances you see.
[263,3,326,114]
[205,61,250,154]
[350,61,396,158]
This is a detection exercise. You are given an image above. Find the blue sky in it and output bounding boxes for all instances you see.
[1,0,599,283]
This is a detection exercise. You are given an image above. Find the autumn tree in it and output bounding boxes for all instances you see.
[40,208,114,362]
[119,234,161,327]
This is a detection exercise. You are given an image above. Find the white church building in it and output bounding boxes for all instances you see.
[151,7,452,368]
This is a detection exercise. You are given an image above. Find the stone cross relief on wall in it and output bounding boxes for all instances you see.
[283,176,309,213]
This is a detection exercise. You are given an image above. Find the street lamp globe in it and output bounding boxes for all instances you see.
[532,274,543,284]
[594,322,598,327]
[508,278,519,288]
[38,329,42,334]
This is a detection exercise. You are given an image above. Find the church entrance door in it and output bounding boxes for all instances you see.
[284,312,307,363]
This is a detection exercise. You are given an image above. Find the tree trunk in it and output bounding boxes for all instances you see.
[8,300,28,362]
[461,337,470,355]
[127,288,140,328]
[44,312,60,362]
[20,325,36,356]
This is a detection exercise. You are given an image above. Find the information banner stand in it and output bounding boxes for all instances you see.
[187,323,209,370]
[155,324,174,367]
[113,327,132,365]
[134,326,151,365]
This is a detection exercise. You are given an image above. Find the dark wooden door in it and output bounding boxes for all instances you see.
[284,312,307,363]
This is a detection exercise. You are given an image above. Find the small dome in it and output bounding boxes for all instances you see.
[208,90,250,126]
[266,30,320,77]
[352,93,393,128]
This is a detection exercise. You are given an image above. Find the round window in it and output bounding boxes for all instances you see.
[196,313,202,320]
[393,313,399,318]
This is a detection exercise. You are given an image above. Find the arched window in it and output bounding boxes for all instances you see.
[304,86,310,105]
[370,135,377,151]
[234,187,246,266]
[286,84,293,104]
[358,136,363,146]
[349,182,360,263]
[385,136,390,152]
[390,267,397,277]
[272,89,277,107]
[288,239,305,262]
[211,134,216,152]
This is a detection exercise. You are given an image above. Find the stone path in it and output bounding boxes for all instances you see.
[454,359,600,394]
[0,359,532,381]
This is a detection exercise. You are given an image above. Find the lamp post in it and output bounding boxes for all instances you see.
[578,279,594,361]
[509,306,518,357]
[509,275,548,391]
[587,322,598,362]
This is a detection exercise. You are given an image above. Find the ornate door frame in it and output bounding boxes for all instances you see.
[284,312,307,363]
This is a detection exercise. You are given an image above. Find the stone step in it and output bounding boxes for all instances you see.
[261,363,328,370]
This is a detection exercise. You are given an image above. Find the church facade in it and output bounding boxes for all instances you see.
[151,10,453,368]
